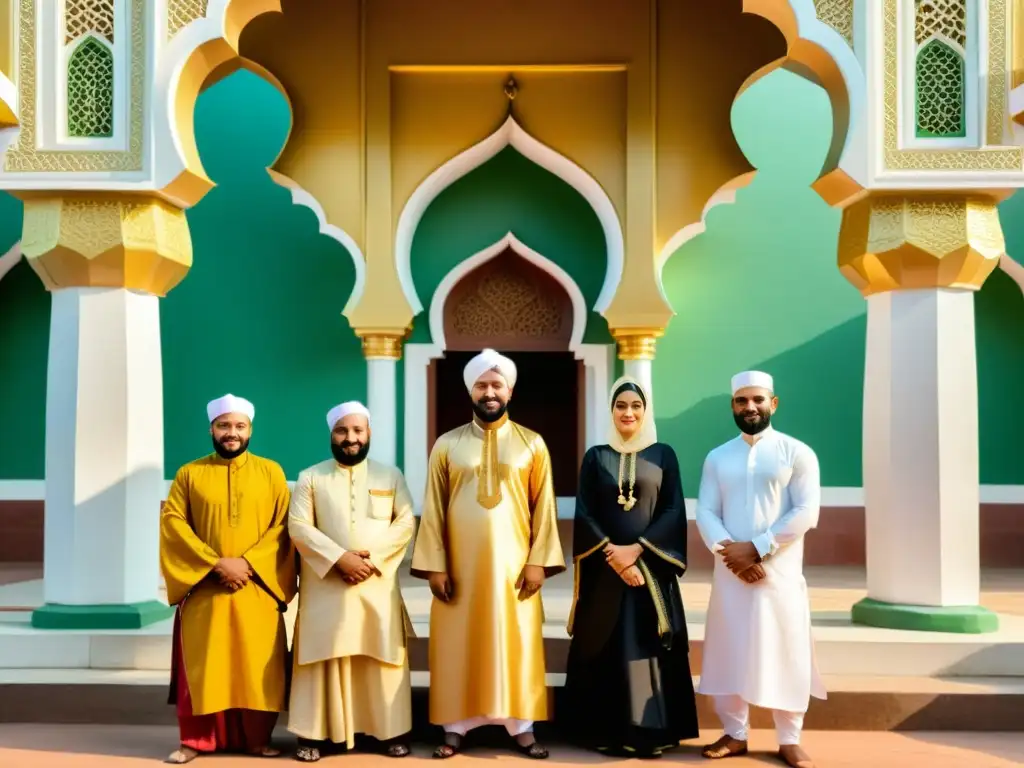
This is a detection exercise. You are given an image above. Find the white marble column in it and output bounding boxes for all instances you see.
[361,333,403,468]
[855,288,997,632]
[34,288,170,628]
[623,359,653,403]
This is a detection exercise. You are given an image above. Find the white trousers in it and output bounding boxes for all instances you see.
[444,717,533,736]
[713,695,804,746]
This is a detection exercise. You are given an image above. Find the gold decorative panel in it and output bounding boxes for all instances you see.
[167,0,209,40]
[64,0,115,44]
[4,0,145,173]
[444,250,573,351]
[883,0,1020,169]
[914,0,966,48]
[814,0,854,47]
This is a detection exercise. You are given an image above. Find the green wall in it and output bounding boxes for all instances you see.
[408,146,610,345]
[0,67,1022,487]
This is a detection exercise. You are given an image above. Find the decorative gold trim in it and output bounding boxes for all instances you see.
[167,0,209,40]
[367,489,394,498]
[5,0,146,173]
[358,332,404,360]
[612,328,663,361]
[636,557,671,639]
[813,0,854,48]
[565,536,609,636]
[639,537,686,572]
[882,0,1022,171]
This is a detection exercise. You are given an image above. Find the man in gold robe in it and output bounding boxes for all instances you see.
[287,401,416,762]
[411,348,565,760]
[160,394,297,764]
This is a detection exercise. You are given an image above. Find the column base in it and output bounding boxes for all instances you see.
[851,598,999,634]
[31,601,174,630]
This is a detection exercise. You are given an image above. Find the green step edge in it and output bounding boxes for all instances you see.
[31,601,174,630]
[851,597,1000,634]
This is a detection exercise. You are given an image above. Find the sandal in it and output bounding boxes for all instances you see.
[386,743,410,758]
[514,736,549,760]
[295,745,320,762]
[165,747,199,765]
[702,735,748,759]
[433,734,462,759]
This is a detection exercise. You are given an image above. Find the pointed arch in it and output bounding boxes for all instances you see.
[66,34,115,138]
[394,115,624,316]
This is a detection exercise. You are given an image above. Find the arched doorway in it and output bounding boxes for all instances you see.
[428,248,585,496]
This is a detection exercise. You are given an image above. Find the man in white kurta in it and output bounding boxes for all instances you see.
[288,401,416,762]
[695,371,825,768]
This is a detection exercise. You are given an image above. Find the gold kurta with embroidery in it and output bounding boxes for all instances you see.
[287,457,416,744]
[160,453,297,716]
[411,414,565,725]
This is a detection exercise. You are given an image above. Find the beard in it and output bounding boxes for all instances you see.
[472,397,508,423]
[212,435,249,460]
[734,409,772,436]
[331,438,370,467]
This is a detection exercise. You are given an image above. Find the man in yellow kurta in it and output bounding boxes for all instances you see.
[411,348,565,760]
[160,394,297,764]
[287,401,416,762]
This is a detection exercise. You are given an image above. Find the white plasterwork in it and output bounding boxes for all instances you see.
[403,233,613,511]
[999,253,1024,296]
[898,0,979,150]
[394,115,625,317]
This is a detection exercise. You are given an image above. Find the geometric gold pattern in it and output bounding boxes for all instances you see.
[837,194,1005,295]
[67,37,115,138]
[4,0,146,173]
[20,194,193,296]
[914,0,966,48]
[167,0,209,40]
[814,0,854,47]
[65,0,115,44]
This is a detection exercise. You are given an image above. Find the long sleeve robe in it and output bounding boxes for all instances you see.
[563,443,698,747]
[160,452,297,716]
[695,427,827,713]
[287,457,416,744]
[410,414,565,726]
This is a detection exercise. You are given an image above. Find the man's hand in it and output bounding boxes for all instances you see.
[721,541,760,575]
[428,572,453,602]
[738,563,767,584]
[604,542,642,573]
[516,564,545,600]
[618,564,646,587]
[214,558,252,591]
[335,551,373,584]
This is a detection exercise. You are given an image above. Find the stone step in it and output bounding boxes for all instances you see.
[1,669,1021,732]
[3,612,1023,678]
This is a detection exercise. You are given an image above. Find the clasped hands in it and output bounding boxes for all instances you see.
[718,539,766,584]
[603,542,646,588]
[213,557,252,591]
[426,563,547,604]
[335,550,382,585]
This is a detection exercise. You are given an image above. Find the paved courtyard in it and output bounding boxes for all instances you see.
[0,726,1021,767]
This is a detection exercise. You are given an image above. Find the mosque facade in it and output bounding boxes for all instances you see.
[0,0,1021,633]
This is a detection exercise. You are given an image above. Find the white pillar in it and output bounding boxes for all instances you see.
[854,288,997,633]
[34,288,170,629]
[366,357,398,467]
[624,358,653,403]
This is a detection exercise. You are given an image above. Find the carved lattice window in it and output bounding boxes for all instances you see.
[67,37,115,138]
[913,0,968,139]
[64,0,115,44]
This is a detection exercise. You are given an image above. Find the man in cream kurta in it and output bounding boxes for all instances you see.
[288,401,416,762]
[695,371,825,768]
[411,349,565,761]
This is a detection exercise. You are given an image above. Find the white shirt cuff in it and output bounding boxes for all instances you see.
[752,532,775,559]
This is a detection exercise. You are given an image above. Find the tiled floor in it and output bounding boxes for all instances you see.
[0,726,1021,767]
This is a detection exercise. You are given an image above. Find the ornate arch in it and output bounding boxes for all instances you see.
[395,115,623,316]
[154,0,366,315]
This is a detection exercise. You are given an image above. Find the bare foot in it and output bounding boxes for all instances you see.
[165,746,199,764]
[701,735,748,759]
[247,745,281,758]
[779,744,815,768]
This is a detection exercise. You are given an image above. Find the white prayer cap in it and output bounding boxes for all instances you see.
[207,394,255,423]
[731,370,774,395]
[326,401,370,431]
[463,348,518,393]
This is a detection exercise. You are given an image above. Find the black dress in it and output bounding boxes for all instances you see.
[560,443,699,755]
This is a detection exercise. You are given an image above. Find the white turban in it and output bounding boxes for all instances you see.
[463,348,518,394]
[326,401,370,431]
[731,370,774,395]
[207,394,255,423]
